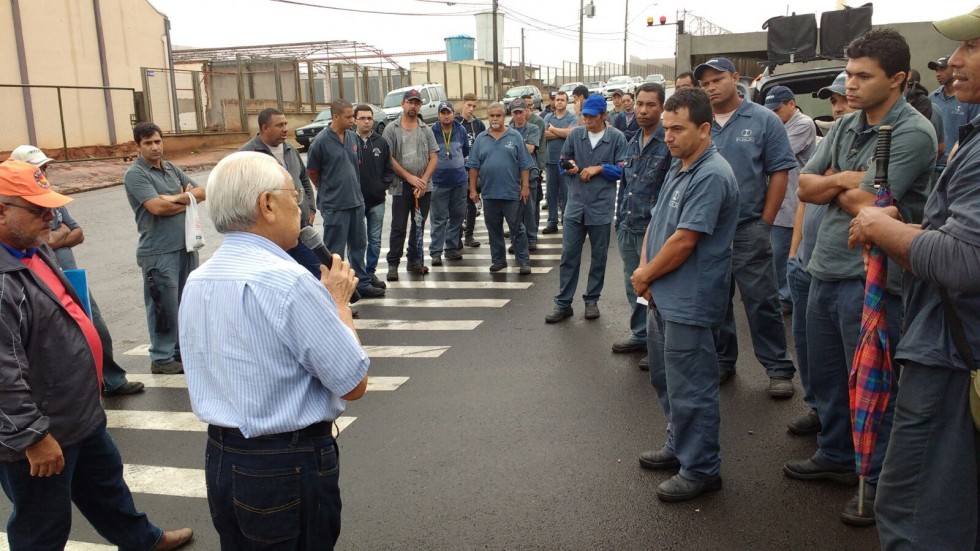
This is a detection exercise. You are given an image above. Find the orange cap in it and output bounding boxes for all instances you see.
[0,160,71,208]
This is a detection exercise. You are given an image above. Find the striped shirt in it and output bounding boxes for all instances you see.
[178,232,369,437]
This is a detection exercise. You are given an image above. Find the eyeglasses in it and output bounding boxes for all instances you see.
[270,188,302,205]
[356,116,374,121]
[0,202,53,217]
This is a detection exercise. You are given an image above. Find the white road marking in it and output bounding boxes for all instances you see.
[384,281,532,290]
[122,465,206,498]
[402,265,553,274]
[362,345,450,358]
[126,375,409,391]
[106,411,361,432]
[355,319,482,331]
[379,254,562,262]
[360,298,509,308]
[0,535,115,550]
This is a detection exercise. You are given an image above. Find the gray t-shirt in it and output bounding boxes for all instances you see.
[383,119,439,195]
[123,156,196,256]
[775,110,817,228]
[543,110,578,164]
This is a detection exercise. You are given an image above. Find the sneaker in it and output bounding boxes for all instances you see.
[358,285,385,298]
[788,410,821,436]
[584,303,600,320]
[369,274,387,289]
[541,225,559,235]
[445,250,463,261]
[768,377,796,399]
[519,265,532,275]
[407,260,429,275]
[545,306,574,324]
[464,236,481,247]
[611,339,646,354]
[105,381,145,396]
[151,360,183,375]
[489,263,507,272]
[431,256,443,266]
[387,264,399,281]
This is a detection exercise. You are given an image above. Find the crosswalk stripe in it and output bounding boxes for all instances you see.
[0,535,114,550]
[125,375,409,391]
[399,265,553,274]
[378,254,562,262]
[106,411,359,433]
[384,281,532,290]
[356,319,482,331]
[362,345,450,358]
[123,465,206,498]
[360,298,509,308]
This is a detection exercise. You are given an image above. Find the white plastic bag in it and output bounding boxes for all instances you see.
[184,192,205,252]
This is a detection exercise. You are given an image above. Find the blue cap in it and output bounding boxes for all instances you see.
[817,71,847,100]
[764,86,795,110]
[580,94,607,116]
[693,57,737,81]
[438,101,454,112]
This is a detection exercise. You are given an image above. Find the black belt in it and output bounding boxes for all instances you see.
[210,421,333,440]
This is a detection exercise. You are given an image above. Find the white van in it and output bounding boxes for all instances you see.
[381,83,448,125]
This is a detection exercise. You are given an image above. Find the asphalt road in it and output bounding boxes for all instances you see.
[0,168,880,550]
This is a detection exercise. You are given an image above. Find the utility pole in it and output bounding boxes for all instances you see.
[623,0,628,73]
[520,27,525,84]
[578,0,584,82]
[492,0,499,99]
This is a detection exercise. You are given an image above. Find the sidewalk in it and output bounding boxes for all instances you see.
[46,145,241,195]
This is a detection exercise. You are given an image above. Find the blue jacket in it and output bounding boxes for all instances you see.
[432,120,470,187]
[618,125,671,233]
[560,126,628,225]
[613,111,640,143]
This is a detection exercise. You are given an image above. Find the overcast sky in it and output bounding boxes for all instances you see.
[147,0,974,70]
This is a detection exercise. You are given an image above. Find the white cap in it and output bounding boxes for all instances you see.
[10,145,55,167]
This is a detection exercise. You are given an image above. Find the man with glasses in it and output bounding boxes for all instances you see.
[354,104,394,288]
[11,145,145,396]
[307,99,383,298]
[123,122,206,375]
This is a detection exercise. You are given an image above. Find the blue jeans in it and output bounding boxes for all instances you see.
[483,199,528,267]
[0,423,163,551]
[365,202,385,273]
[520,185,541,243]
[555,218,611,309]
[876,362,979,550]
[137,250,197,364]
[616,227,647,345]
[321,205,370,290]
[428,185,467,257]
[786,258,816,410]
[287,241,321,279]
[806,278,900,479]
[714,220,795,378]
[545,164,567,227]
[647,306,721,482]
[770,225,793,308]
[205,425,342,551]
[89,294,128,392]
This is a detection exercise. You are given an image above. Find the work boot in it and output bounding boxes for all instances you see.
[783,456,858,485]
[639,446,680,470]
[545,306,574,324]
[151,360,183,375]
[768,378,796,399]
[386,264,399,281]
[840,485,877,527]
[656,474,722,502]
[788,410,821,436]
[584,303,600,320]
[407,260,429,275]
[464,235,481,247]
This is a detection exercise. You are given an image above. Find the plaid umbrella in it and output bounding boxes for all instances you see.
[848,125,894,515]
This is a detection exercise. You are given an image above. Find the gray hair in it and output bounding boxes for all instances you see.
[207,151,288,233]
[487,102,505,113]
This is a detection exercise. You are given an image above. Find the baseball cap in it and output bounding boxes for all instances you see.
[403,89,422,101]
[934,7,980,41]
[817,71,848,100]
[510,98,528,112]
[763,86,795,110]
[694,57,737,81]
[927,56,949,70]
[580,94,607,116]
[10,145,55,167]
[438,101,454,113]
[0,160,72,208]
[572,85,590,98]
[610,88,623,96]
[549,91,557,98]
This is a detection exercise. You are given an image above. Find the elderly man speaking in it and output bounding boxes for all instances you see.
[179,152,369,550]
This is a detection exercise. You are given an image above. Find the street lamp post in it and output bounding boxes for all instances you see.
[623,0,628,72]
[578,1,595,83]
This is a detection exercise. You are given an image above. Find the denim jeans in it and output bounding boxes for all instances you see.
[137,249,197,364]
[90,294,129,393]
[806,278,900,479]
[287,241,322,279]
[519,185,541,243]
[714,219,795,378]
[321,204,370,290]
[205,425,342,551]
[555,218,611,309]
[616,227,647,345]
[0,423,163,551]
[364,202,385,274]
[545,164,567,227]
[786,258,816,410]
[463,183,480,237]
[647,306,721,482]
[387,189,431,266]
[483,198,528,267]
[770,225,793,308]
[876,362,978,550]
[429,185,467,257]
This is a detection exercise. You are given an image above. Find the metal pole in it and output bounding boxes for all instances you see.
[578,0,584,83]
[274,59,284,112]
[10,0,36,145]
[492,0,500,99]
[623,0,629,72]
[236,54,248,134]
[520,28,525,85]
[56,87,68,160]
[191,70,203,132]
[164,17,180,133]
[92,0,117,144]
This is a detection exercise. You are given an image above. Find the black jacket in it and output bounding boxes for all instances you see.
[356,131,395,208]
[240,136,316,222]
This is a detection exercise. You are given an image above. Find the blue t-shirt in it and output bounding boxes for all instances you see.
[560,126,628,225]
[645,143,740,328]
[543,110,578,164]
[710,99,798,226]
[465,129,535,201]
[432,121,470,188]
[929,87,980,167]
[307,127,363,211]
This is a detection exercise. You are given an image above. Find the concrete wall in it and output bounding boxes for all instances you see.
[409,60,494,102]
[0,0,167,152]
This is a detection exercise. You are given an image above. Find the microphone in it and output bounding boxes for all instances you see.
[298,226,360,304]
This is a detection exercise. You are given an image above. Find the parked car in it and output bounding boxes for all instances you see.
[501,84,542,113]
[749,66,845,135]
[586,81,605,96]
[645,74,666,86]
[380,82,448,125]
[295,104,387,150]
[603,75,635,98]
[557,81,584,96]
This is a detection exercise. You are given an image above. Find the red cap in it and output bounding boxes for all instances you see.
[0,160,72,208]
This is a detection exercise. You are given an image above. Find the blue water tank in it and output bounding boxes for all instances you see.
[445,35,475,62]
